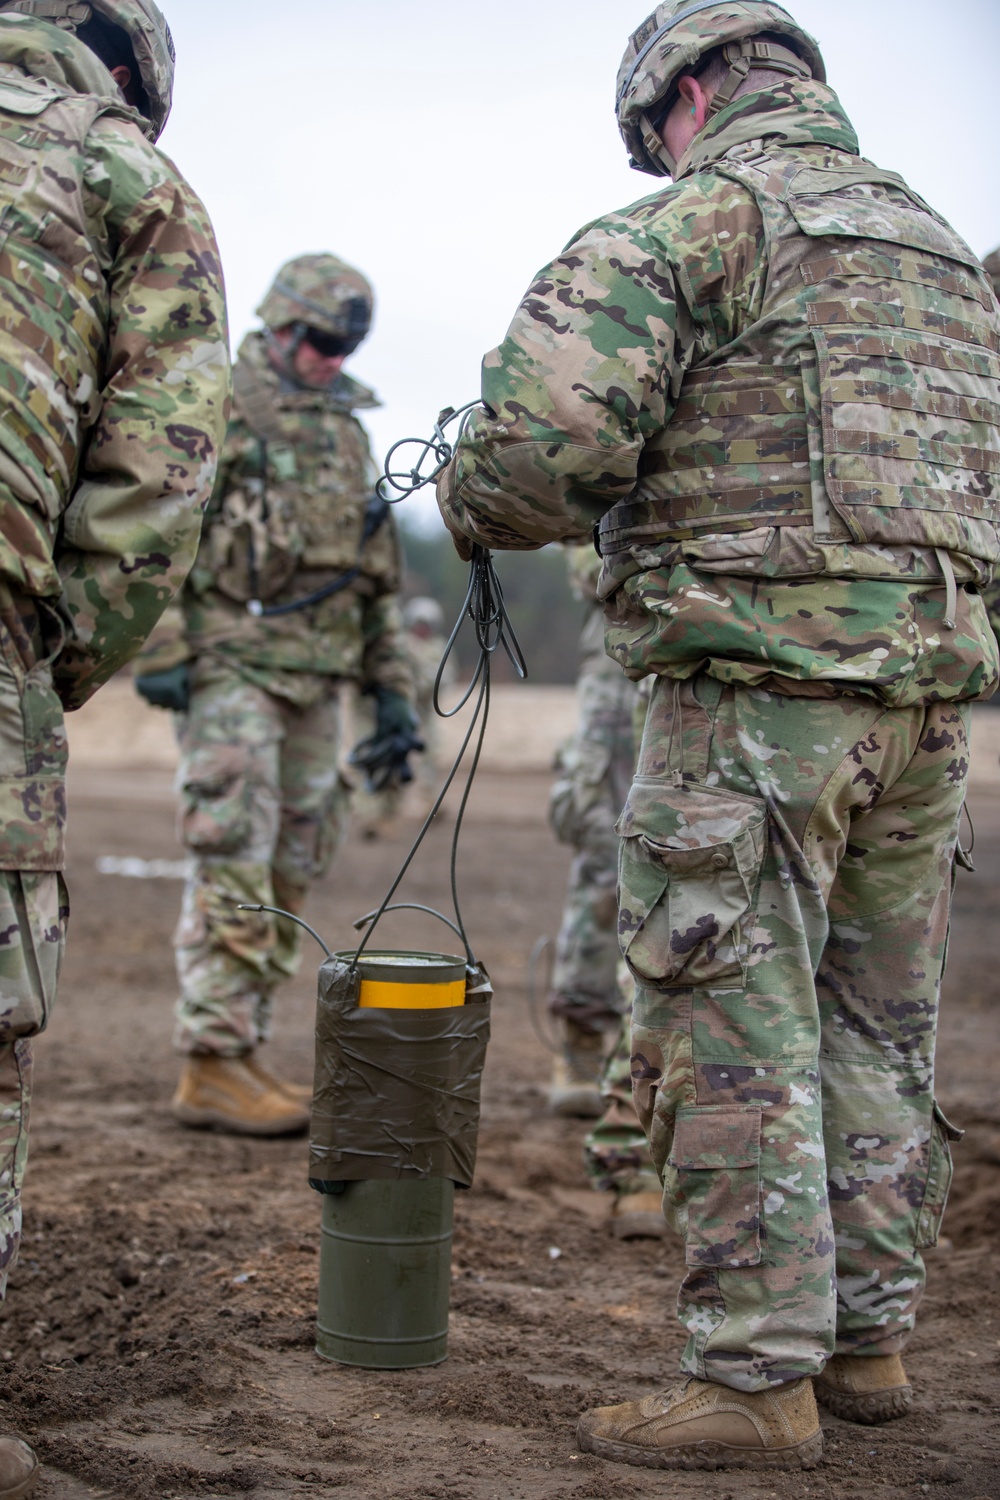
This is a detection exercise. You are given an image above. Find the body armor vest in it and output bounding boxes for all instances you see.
[209,345,397,605]
[0,66,125,594]
[598,153,1000,585]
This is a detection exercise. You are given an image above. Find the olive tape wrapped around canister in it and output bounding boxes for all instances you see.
[308,953,492,1188]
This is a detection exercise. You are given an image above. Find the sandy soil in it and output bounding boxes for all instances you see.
[0,692,997,1499]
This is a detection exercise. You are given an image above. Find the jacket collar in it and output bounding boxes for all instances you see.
[675,78,860,180]
[0,13,141,123]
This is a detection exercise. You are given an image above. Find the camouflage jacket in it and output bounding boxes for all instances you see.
[439,82,1000,706]
[0,15,229,712]
[154,332,409,707]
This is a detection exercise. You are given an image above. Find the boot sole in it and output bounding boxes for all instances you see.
[814,1380,912,1425]
[577,1426,823,1471]
[172,1103,309,1137]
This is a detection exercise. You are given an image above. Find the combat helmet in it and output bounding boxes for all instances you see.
[257,254,374,355]
[403,597,445,633]
[616,1,824,176]
[0,0,174,139]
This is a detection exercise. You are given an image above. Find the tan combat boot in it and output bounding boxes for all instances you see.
[245,1055,312,1106]
[172,1055,310,1136]
[577,1377,823,1470]
[609,1188,667,1240]
[814,1353,912,1424]
[548,1019,605,1117]
[0,1437,38,1499]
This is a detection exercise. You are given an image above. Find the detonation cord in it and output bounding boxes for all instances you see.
[240,401,528,973]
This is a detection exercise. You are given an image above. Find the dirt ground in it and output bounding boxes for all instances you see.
[1,691,999,1500]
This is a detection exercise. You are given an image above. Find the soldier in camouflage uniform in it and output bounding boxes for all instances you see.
[136,255,418,1138]
[0,2,228,1493]
[439,0,1000,1470]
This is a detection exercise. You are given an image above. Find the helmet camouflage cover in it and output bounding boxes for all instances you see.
[256,253,374,349]
[616,0,825,176]
[403,596,445,633]
[0,0,175,139]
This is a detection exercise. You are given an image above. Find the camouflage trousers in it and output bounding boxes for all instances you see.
[622,675,967,1391]
[174,659,350,1056]
[0,872,67,1298]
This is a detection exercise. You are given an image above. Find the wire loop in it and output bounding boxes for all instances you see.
[377,402,479,504]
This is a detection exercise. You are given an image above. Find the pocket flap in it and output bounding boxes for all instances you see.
[614,780,761,852]
[668,1106,761,1171]
[932,1100,964,1143]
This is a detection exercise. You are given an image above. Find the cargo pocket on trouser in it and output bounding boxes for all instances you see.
[178,744,253,856]
[616,781,767,988]
[915,1101,963,1249]
[665,1106,763,1268]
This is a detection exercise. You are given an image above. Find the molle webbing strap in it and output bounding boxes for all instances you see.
[618,0,797,107]
[3,1,92,23]
[231,359,288,447]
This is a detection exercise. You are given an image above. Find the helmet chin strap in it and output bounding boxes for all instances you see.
[265,324,308,387]
[639,36,812,176]
[708,37,810,116]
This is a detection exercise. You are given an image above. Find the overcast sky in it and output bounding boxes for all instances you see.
[158,0,1000,525]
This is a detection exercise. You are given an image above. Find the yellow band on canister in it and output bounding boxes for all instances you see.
[358,978,466,1010]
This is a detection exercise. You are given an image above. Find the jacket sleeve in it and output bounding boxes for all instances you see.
[437,214,688,551]
[359,592,414,701]
[52,120,231,710]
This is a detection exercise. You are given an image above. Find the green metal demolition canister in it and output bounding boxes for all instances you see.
[314,950,468,1369]
[316,1176,455,1368]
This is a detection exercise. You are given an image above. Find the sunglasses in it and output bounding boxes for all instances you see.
[302,326,360,359]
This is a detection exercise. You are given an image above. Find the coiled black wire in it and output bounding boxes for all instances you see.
[240,401,527,969]
[352,403,526,967]
[376,402,480,506]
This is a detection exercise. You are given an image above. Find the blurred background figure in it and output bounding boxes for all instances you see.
[349,595,451,836]
[983,246,1000,297]
[135,253,420,1138]
[983,246,1000,660]
[402,596,455,818]
[547,546,664,1237]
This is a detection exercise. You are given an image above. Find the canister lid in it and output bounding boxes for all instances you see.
[334,950,467,987]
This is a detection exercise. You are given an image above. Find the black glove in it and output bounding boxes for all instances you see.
[134,664,191,713]
[349,687,424,793]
